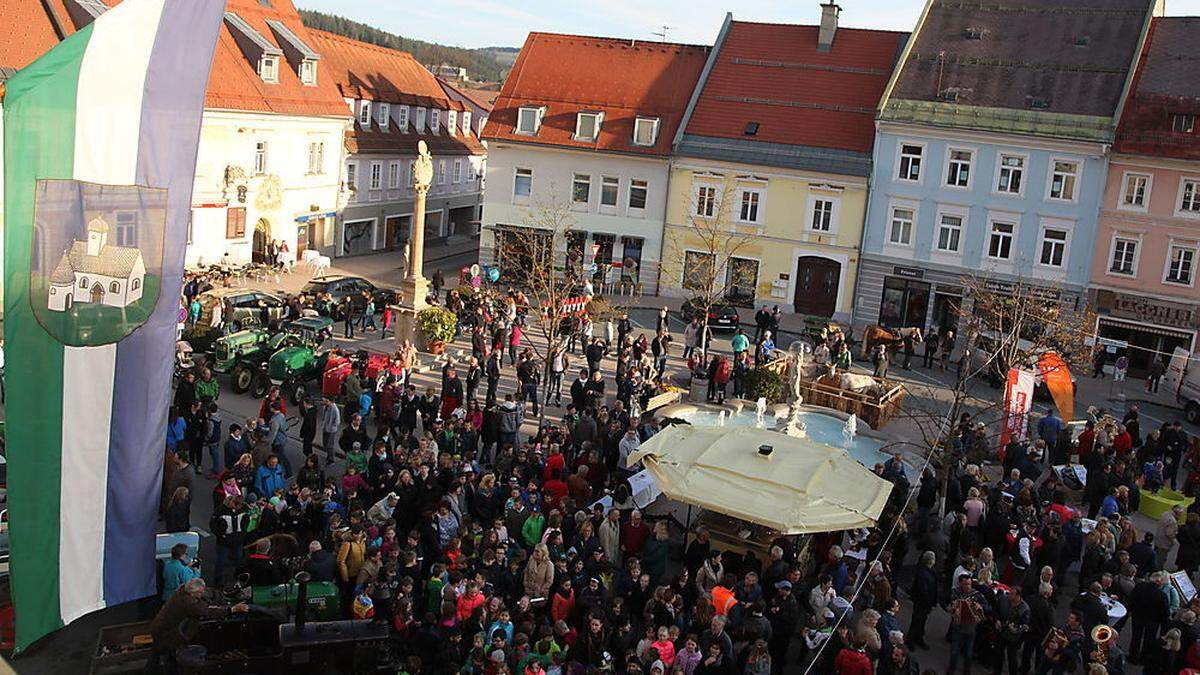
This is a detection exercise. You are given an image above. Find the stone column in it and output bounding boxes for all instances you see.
[395,141,434,349]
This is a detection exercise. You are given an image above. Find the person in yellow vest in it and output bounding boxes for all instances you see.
[711,573,740,618]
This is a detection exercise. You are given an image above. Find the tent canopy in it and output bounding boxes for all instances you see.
[627,425,893,535]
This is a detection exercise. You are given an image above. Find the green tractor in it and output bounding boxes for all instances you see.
[253,317,334,402]
[211,327,311,395]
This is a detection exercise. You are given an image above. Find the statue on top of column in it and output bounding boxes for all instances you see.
[413,140,434,191]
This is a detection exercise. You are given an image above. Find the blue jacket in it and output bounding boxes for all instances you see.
[224,434,249,468]
[254,463,286,498]
[162,557,201,599]
[166,417,186,452]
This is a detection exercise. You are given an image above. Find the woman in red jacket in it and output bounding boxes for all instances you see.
[550,578,575,623]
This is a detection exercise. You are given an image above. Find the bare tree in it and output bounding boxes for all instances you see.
[660,176,758,360]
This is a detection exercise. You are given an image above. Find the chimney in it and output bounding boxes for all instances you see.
[818,2,841,52]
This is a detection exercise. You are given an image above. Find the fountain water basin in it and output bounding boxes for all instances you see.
[657,401,894,469]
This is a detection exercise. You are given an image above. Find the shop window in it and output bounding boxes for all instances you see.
[879,277,930,329]
[682,251,715,292]
[620,236,643,285]
[726,258,759,304]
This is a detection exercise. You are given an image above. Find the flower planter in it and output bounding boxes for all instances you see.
[1139,488,1194,521]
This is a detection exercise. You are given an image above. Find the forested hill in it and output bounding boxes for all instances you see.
[299,10,516,83]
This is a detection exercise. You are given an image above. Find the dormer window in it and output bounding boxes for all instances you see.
[448,110,458,136]
[398,106,410,131]
[258,55,279,83]
[1029,97,1051,110]
[1173,114,1196,134]
[378,103,391,130]
[964,27,983,40]
[416,108,427,132]
[299,59,317,85]
[516,106,542,135]
[431,110,442,134]
[462,111,472,134]
[633,117,660,146]
[575,112,602,141]
[359,101,371,127]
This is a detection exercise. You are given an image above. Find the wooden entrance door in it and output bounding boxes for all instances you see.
[793,256,840,317]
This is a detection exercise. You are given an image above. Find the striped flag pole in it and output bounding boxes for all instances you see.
[2,0,223,651]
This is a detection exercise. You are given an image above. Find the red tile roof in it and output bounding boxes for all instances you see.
[309,29,484,157]
[0,0,348,118]
[439,78,497,112]
[684,21,907,154]
[1115,17,1200,161]
[482,32,709,157]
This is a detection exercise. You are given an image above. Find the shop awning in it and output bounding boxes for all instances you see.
[627,425,894,535]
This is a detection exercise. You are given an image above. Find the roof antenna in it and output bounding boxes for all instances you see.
[652,25,673,42]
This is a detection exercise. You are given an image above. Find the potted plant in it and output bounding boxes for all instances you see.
[416,306,457,354]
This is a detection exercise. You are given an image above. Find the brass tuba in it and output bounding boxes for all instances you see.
[1089,625,1116,665]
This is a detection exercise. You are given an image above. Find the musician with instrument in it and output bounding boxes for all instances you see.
[1087,623,1126,674]
[994,587,1031,675]
[1039,609,1087,675]
[947,573,986,675]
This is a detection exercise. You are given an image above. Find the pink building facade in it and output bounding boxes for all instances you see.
[1089,17,1200,375]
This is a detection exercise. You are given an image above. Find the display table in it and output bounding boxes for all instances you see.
[691,511,781,567]
[1140,489,1195,520]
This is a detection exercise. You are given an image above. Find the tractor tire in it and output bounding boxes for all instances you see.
[288,379,307,405]
[231,365,253,394]
[1187,402,1200,425]
[230,321,242,333]
[251,373,270,399]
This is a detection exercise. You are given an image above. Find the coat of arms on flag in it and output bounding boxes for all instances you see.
[31,179,166,346]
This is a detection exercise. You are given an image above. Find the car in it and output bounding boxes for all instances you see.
[301,275,396,316]
[680,299,741,331]
[197,288,288,332]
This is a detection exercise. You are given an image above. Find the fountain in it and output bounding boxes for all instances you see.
[755,397,767,428]
[842,413,858,448]
[717,410,727,427]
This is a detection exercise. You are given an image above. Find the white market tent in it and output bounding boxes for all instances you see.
[626,425,893,535]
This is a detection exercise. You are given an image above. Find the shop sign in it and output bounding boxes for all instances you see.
[983,279,1060,301]
[1110,294,1195,329]
[892,265,924,279]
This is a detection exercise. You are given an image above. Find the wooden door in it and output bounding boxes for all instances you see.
[793,256,840,317]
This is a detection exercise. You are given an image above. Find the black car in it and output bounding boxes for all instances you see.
[680,299,740,331]
[301,276,396,316]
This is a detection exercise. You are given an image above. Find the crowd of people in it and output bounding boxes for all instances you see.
[155,273,1200,675]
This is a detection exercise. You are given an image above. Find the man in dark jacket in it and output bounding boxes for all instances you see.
[994,587,1031,675]
[907,550,938,649]
[1070,581,1110,634]
[1023,581,1055,674]
[299,398,318,458]
[753,307,770,344]
[1128,571,1170,662]
[766,580,799,672]
[570,369,590,411]
[302,540,336,582]
[486,350,503,404]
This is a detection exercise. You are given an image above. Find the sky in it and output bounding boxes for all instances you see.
[295,0,934,49]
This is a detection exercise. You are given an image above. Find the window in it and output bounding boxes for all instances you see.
[430,109,440,133]
[358,101,371,126]
[453,159,462,183]
[388,162,401,189]
[258,55,279,83]
[888,207,914,245]
[1110,237,1138,275]
[571,174,591,205]
[345,163,357,191]
[446,110,457,135]
[378,102,390,130]
[307,141,324,174]
[226,207,247,239]
[936,213,963,252]
[253,141,268,175]
[811,199,834,232]
[628,179,648,211]
[369,162,382,190]
[397,106,409,131]
[415,107,426,132]
[1049,160,1079,201]
[110,281,120,293]
[996,154,1024,194]
[739,189,762,223]
[600,176,619,207]
[1121,173,1150,209]
[726,258,759,303]
[1173,114,1196,133]
[987,221,1014,260]
[682,251,716,292]
[633,117,659,146]
[1180,179,1200,214]
[1167,243,1197,285]
[132,278,141,291]
[1039,228,1068,267]
[299,59,316,85]
[516,107,541,134]
[879,277,931,329]
[620,236,643,284]
[945,148,973,187]
[898,143,923,181]
[437,160,447,185]
[462,111,472,134]
[513,168,532,198]
[115,211,137,247]
[79,277,88,289]
[407,161,415,188]
[575,112,601,141]
[696,185,717,218]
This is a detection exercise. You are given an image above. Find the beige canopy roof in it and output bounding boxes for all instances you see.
[627,425,893,534]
